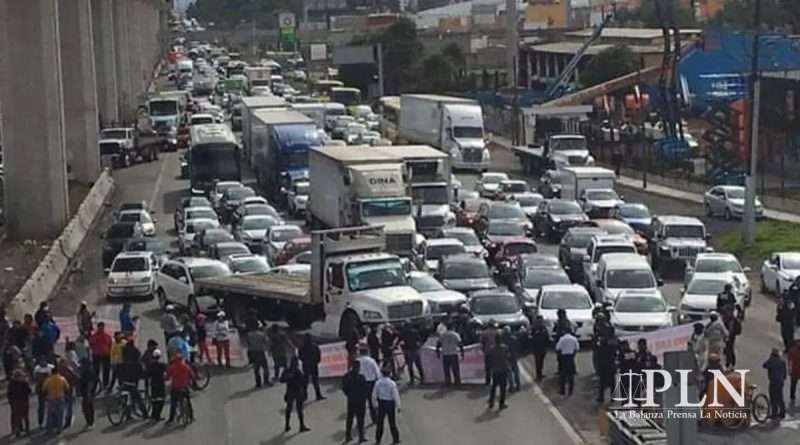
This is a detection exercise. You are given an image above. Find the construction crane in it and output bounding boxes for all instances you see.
[543,13,614,102]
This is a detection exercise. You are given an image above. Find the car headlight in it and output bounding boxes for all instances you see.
[363,310,383,321]
[587,155,595,165]
[138,276,151,283]
[108,278,117,285]
[482,148,491,161]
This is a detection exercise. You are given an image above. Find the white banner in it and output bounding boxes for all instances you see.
[620,324,694,361]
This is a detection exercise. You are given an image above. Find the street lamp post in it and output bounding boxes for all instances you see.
[743,0,762,245]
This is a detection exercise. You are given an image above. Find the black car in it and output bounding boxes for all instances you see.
[477,201,530,233]
[435,253,496,296]
[192,228,235,256]
[532,199,588,241]
[123,238,169,267]
[102,222,140,268]
[219,187,256,223]
[558,227,606,282]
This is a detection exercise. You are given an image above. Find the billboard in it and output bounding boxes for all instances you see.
[332,45,376,65]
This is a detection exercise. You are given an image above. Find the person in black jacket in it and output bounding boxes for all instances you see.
[281,357,310,432]
[341,360,368,443]
[530,316,550,381]
[147,350,167,420]
[367,326,381,362]
[596,338,617,403]
[398,322,425,384]
[77,358,97,428]
[778,297,797,352]
[298,333,324,401]
[8,369,31,436]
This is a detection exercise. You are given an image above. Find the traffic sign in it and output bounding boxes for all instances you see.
[278,12,296,32]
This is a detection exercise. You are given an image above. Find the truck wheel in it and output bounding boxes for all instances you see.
[338,310,361,340]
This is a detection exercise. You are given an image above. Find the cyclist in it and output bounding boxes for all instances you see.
[167,332,191,364]
[147,349,167,421]
[166,352,194,424]
[116,356,148,418]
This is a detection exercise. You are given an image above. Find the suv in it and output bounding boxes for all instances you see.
[106,251,158,300]
[582,235,637,296]
[156,257,232,313]
[649,216,711,273]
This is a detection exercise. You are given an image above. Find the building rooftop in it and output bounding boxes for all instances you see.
[564,27,702,40]
[528,41,665,55]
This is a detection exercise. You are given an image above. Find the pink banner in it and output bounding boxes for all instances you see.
[420,343,485,384]
[620,323,694,361]
[318,341,350,378]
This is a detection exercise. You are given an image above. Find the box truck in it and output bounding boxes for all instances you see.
[241,96,287,163]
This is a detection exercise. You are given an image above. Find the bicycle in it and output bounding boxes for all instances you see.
[173,390,194,427]
[190,361,211,390]
[721,383,770,430]
[107,386,151,426]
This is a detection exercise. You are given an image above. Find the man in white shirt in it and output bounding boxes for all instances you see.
[356,349,381,423]
[555,331,579,396]
[372,367,401,444]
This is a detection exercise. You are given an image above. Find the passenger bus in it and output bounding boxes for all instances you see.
[330,87,362,107]
[311,79,343,98]
[376,96,400,141]
[188,124,241,195]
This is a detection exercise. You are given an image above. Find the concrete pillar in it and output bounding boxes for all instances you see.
[91,0,118,126]
[60,0,101,184]
[526,51,532,88]
[0,0,69,238]
[113,0,133,123]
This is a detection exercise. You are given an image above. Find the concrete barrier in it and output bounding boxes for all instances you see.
[7,170,115,320]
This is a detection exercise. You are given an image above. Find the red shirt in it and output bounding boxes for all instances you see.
[88,330,112,356]
[167,359,193,390]
[788,344,800,378]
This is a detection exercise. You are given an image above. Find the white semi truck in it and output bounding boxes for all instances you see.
[308,146,417,258]
[399,94,490,171]
[196,226,431,337]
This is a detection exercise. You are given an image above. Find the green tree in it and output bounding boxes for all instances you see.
[580,45,640,88]
[377,17,424,94]
[421,54,455,91]
[617,2,697,28]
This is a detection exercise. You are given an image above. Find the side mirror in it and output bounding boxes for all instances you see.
[668,306,677,313]
[582,254,590,263]
[179,276,189,284]
[657,278,664,287]
[103,268,111,274]
[743,266,751,273]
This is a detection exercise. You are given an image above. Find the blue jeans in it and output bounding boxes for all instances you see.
[509,360,521,390]
[64,394,74,426]
[46,398,65,433]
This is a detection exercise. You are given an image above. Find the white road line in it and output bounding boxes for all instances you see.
[519,363,586,445]
[148,154,169,221]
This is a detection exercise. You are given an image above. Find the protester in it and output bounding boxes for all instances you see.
[357,348,381,423]
[688,322,707,373]
[596,337,617,403]
[373,367,401,444]
[40,315,61,351]
[555,330,579,397]
[787,340,800,404]
[436,324,464,386]
[763,347,787,420]
[704,312,728,356]
[107,331,126,392]
[213,312,231,367]
[380,324,399,378]
[618,340,639,400]
[554,309,574,339]
[247,324,271,388]
[58,358,79,429]
[777,298,797,352]
[367,326,381,362]
[77,358,97,429]
[195,313,210,363]
[342,360,369,443]
[76,302,94,338]
[166,352,194,424]
[33,356,54,428]
[504,326,523,392]
[270,325,294,381]
[160,305,181,344]
[480,321,498,386]
[42,367,70,434]
[398,322,425,384]
[34,302,50,328]
[723,307,742,369]
[167,331,191,364]
[119,303,136,336]
[8,368,31,436]
[147,349,167,420]
[716,283,737,313]
[281,357,310,433]
[299,333,325,400]
[89,322,112,388]
[487,333,511,409]
[117,353,148,418]
[31,329,52,362]
[530,316,549,381]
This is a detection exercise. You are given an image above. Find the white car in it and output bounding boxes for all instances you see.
[226,254,272,275]
[179,218,220,255]
[704,185,764,220]
[686,252,751,305]
[510,192,544,218]
[156,257,231,313]
[286,180,309,217]
[190,113,215,126]
[678,273,740,323]
[535,284,594,341]
[579,188,625,217]
[211,181,243,209]
[610,290,674,335]
[475,172,510,198]
[761,252,800,295]
[117,209,156,236]
[357,131,382,145]
[436,227,486,257]
[179,206,217,232]
[234,214,282,254]
[264,225,305,262]
[416,238,466,271]
[344,122,368,144]
[106,251,158,300]
[409,271,467,320]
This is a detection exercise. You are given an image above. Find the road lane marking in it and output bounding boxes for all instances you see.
[148,154,169,220]
[519,362,586,445]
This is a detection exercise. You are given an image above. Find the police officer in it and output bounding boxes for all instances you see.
[717,283,737,314]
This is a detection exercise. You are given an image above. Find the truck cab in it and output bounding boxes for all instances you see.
[441,104,490,171]
[545,135,594,168]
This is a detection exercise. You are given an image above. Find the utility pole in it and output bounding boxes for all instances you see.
[506,0,519,144]
[743,0,762,245]
[376,43,384,98]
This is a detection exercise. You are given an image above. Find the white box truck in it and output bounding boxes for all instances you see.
[241,96,287,165]
[558,167,620,215]
[244,66,272,94]
[290,102,327,129]
[308,146,417,258]
[399,94,491,171]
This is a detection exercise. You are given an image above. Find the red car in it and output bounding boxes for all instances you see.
[273,237,311,266]
[492,238,538,283]
[456,197,490,231]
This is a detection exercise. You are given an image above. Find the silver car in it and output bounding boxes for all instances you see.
[610,290,674,335]
[704,185,764,220]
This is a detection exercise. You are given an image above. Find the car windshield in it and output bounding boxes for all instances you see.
[515,195,542,207]
[192,117,214,125]
[481,174,506,184]
[346,259,407,292]
[149,100,178,116]
[549,201,582,214]
[112,257,149,272]
[726,188,745,199]
[189,263,231,279]
[241,217,278,230]
[586,190,619,200]
[291,252,312,264]
[216,183,242,194]
[502,182,528,193]
[125,240,165,254]
[187,209,216,220]
[488,205,525,220]
[593,245,636,262]
[412,187,449,205]
[217,245,249,258]
[120,212,150,223]
[606,269,655,288]
[565,232,599,248]
[687,278,727,295]
[462,199,485,212]
[521,255,560,268]
[550,138,586,151]
[427,244,466,260]
[445,231,480,246]
[362,199,411,217]
[540,291,592,310]
[204,230,233,244]
[101,130,128,140]
[602,223,634,235]
[619,205,650,219]
[505,243,536,257]
[107,224,134,239]
[523,270,570,289]
[665,225,704,238]
[443,260,490,279]
[185,197,211,208]
[245,205,278,218]
[616,296,667,313]
[186,220,217,234]
[411,274,445,293]
[695,258,741,273]
[488,221,525,236]
[226,188,255,200]
[453,127,483,139]
[294,182,310,195]
[471,295,519,315]
[271,227,303,242]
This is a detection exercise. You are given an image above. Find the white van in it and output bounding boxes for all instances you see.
[559,166,616,202]
[595,252,663,303]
